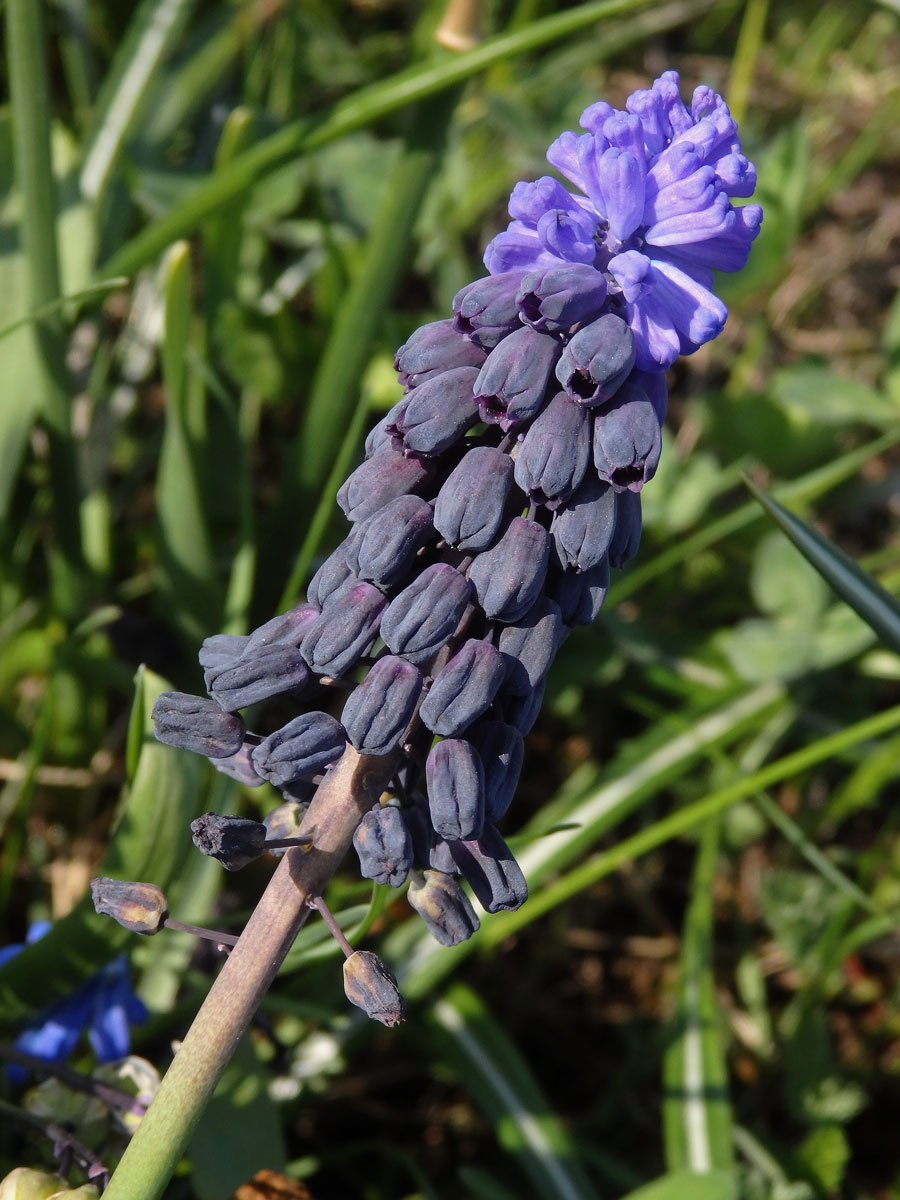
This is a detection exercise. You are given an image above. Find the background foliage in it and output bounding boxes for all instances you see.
[2,0,900,1196]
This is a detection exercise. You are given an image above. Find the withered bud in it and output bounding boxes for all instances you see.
[406,869,480,947]
[342,951,405,1027]
[90,877,168,935]
[190,813,266,871]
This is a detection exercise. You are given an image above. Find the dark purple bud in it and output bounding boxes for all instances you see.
[448,823,528,913]
[513,391,591,508]
[551,473,617,572]
[251,712,347,786]
[394,319,486,387]
[405,800,434,870]
[353,805,414,887]
[592,383,663,492]
[468,517,550,623]
[473,326,560,429]
[632,366,668,423]
[407,869,480,946]
[498,597,564,696]
[306,534,360,610]
[398,365,480,456]
[452,271,523,350]
[190,812,267,871]
[210,741,265,787]
[337,447,434,523]
[551,558,610,627]
[426,738,485,841]
[503,678,546,736]
[91,877,168,935]
[608,490,642,568]
[343,950,405,1026]
[419,639,505,737]
[246,603,320,654]
[152,692,244,759]
[341,656,423,755]
[262,799,308,857]
[429,836,460,875]
[380,564,472,665]
[209,648,310,711]
[517,262,608,333]
[433,446,514,552]
[555,313,635,406]
[300,583,387,677]
[467,720,525,823]
[365,397,409,458]
[199,633,250,685]
[345,495,434,590]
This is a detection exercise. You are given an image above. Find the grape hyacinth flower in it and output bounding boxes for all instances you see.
[147,71,759,968]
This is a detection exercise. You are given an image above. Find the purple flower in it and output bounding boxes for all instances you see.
[0,924,147,1079]
[483,71,762,370]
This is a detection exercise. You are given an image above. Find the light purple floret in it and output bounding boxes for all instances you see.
[482,70,762,371]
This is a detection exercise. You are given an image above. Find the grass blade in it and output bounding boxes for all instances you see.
[431,984,597,1200]
[663,818,734,1174]
[744,477,900,654]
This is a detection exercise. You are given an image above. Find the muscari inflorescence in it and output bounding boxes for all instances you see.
[151,71,761,949]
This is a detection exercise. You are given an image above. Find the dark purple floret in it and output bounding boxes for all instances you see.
[516,262,608,333]
[394,319,487,387]
[345,494,434,590]
[468,517,551,623]
[337,446,434,523]
[419,638,505,737]
[551,558,611,627]
[379,563,472,665]
[429,836,459,876]
[353,806,414,888]
[246,604,320,653]
[340,655,423,755]
[407,869,480,946]
[152,692,245,759]
[513,390,591,508]
[448,823,528,913]
[209,647,310,712]
[498,597,565,696]
[467,720,525,823]
[452,271,524,349]
[251,711,347,787]
[473,325,561,429]
[433,446,515,553]
[551,472,618,573]
[592,382,663,492]
[555,314,636,406]
[300,583,387,678]
[502,678,546,736]
[426,738,486,842]
[398,365,481,456]
[199,633,250,684]
[608,491,643,568]
[209,741,265,787]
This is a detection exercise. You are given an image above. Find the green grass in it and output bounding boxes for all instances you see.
[2,0,900,1196]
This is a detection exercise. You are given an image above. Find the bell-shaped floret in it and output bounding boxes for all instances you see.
[452,271,524,349]
[398,366,480,456]
[592,382,663,492]
[467,720,525,823]
[380,564,472,665]
[251,712,347,787]
[353,806,414,888]
[516,261,608,333]
[448,823,528,913]
[468,518,551,622]
[433,446,514,552]
[551,472,618,572]
[419,639,505,737]
[152,692,244,759]
[473,325,560,429]
[426,738,486,842]
[407,869,480,946]
[345,495,434,590]
[498,597,565,696]
[555,314,636,406]
[513,392,591,508]
[341,656,423,755]
[394,319,486,387]
[337,447,434,522]
[300,583,387,678]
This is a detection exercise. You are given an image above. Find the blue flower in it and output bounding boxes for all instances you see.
[0,923,147,1079]
[483,70,762,371]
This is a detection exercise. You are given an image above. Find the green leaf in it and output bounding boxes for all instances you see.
[770,365,896,429]
[430,984,596,1200]
[663,819,734,1174]
[619,1170,737,1200]
[744,477,900,654]
[189,1033,286,1200]
[0,666,206,1033]
[795,1124,849,1195]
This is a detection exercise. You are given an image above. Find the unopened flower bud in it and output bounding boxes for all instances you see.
[337,447,434,523]
[407,870,480,946]
[517,261,608,333]
[394,318,486,387]
[151,692,244,759]
[426,738,485,841]
[449,823,528,913]
[90,877,168,934]
[555,313,635,405]
[353,806,413,887]
[433,447,514,552]
[468,518,550,623]
[190,813,267,871]
[380,564,471,665]
[398,366,480,456]
[419,639,505,737]
[513,391,590,508]
[341,656,422,755]
[342,950,405,1027]
[251,712,347,787]
[452,271,522,349]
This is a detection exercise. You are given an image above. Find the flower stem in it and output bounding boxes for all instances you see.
[102,744,397,1200]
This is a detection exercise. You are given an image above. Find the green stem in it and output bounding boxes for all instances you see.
[102,745,398,1200]
[6,0,86,612]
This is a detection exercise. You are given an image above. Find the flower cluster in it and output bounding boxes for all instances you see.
[152,72,759,948]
